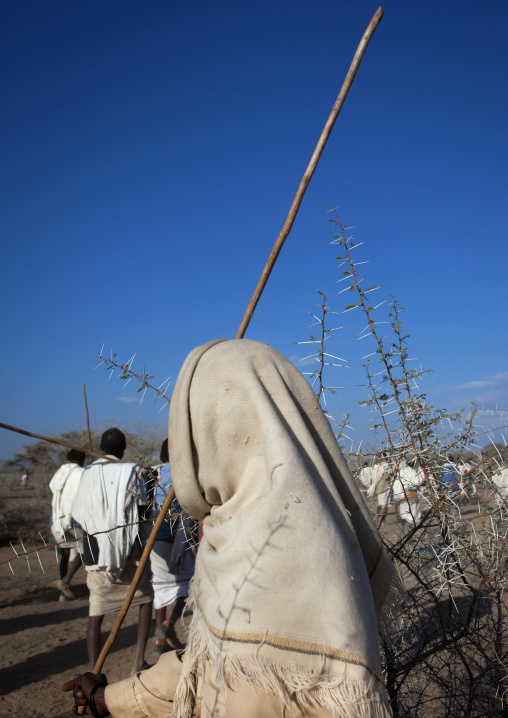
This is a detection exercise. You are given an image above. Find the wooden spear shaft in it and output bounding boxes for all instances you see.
[0,422,115,462]
[94,486,176,673]
[77,486,177,713]
[82,383,94,466]
[79,6,385,690]
[236,6,384,340]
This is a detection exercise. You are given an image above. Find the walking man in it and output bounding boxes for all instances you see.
[49,449,86,600]
[72,428,153,674]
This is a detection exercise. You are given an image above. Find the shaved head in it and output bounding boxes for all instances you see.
[100,428,126,459]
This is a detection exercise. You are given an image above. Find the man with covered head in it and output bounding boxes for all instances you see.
[72,427,153,674]
[65,342,399,717]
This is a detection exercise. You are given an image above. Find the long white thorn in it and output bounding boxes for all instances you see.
[20,540,31,575]
[34,544,45,574]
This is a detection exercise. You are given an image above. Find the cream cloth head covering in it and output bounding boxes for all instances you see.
[169,339,400,717]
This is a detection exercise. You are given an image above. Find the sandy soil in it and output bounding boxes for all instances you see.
[0,489,187,718]
[0,484,485,718]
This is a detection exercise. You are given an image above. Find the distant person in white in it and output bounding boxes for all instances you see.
[49,449,86,600]
[366,453,393,515]
[150,438,195,656]
[491,463,508,499]
[392,458,424,524]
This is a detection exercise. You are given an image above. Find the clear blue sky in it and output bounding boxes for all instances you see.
[1,1,507,460]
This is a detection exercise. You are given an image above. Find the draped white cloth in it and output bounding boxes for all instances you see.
[168,339,401,718]
[492,467,508,498]
[392,461,423,525]
[366,462,391,499]
[150,534,195,610]
[72,457,147,583]
[391,462,422,499]
[49,462,84,543]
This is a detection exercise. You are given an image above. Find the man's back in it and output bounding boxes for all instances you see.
[72,457,147,583]
[50,462,84,539]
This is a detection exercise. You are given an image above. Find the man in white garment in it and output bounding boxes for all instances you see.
[491,463,508,499]
[49,449,86,600]
[392,457,424,524]
[72,428,153,674]
[366,453,393,515]
[357,461,375,495]
[150,438,196,656]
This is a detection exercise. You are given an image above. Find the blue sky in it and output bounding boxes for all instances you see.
[1,1,507,460]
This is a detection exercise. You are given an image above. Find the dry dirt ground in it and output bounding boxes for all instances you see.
[0,487,187,718]
[0,483,485,718]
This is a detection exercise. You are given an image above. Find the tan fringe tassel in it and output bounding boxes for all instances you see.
[172,594,393,718]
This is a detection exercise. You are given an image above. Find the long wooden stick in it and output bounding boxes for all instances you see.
[236,6,384,339]
[0,422,116,462]
[82,383,94,466]
[79,7,385,686]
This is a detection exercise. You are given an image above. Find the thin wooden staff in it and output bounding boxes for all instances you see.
[94,486,176,673]
[0,422,116,462]
[82,383,94,465]
[236,5,384,339]
[82,6,384,689]
[76,486,177,714]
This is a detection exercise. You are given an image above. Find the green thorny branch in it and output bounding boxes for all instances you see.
[329,207,508,571]
[95,347,171,412]
[1,507,198,573]
[329,207,489,510]
[297,291,354,447]
[322,208,508,716]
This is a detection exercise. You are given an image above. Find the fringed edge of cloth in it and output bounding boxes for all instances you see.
[171,594,393,718]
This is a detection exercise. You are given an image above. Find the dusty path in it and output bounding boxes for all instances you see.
[0,541,177,718]
[0,483,488,717]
